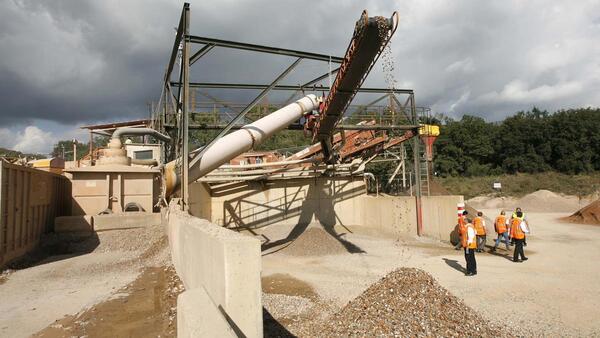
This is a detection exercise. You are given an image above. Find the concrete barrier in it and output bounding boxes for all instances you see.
[167,204,262,338]
[177,288,237,338]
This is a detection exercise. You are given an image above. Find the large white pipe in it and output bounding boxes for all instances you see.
[165,94,319,196]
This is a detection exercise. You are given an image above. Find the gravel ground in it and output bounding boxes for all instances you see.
[294,268,506,337]
[0,225,171,337]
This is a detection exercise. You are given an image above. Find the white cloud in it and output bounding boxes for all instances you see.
[477,79,583,104]
[0,123,86,154]
[12,126,56,154]
[445,57,475,74]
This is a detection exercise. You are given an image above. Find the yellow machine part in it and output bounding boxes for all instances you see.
[419,124,440,136]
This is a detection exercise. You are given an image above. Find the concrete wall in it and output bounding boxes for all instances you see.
[190,176,366,229]
[422,195,464,241]
[166,204,262,338]
[189,177,463,242]
[0,162,71,267]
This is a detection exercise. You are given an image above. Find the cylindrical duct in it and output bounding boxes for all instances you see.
[164,94,319,196]
[112,127,172,143]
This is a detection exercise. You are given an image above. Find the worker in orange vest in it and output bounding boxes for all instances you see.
[462,218,477,276]
[473,211,487,252]
[491,210,510,251]
[454,210,468,250]
[510,210,530,262]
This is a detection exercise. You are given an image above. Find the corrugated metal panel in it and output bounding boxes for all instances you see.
[0,161,71,267]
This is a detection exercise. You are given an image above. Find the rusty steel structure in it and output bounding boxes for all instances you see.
[153,3,425,234]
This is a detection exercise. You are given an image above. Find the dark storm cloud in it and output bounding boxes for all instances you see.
[0,0,599,153]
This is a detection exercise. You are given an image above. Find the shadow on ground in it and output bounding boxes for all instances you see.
[3,232,100,271]
[442,258,467,274]
[263,307,296,338]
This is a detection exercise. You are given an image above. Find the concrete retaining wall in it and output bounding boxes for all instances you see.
[190,177,365,229]
[167,204,262,338]
[189,178,463,242]
[0,162,71,268]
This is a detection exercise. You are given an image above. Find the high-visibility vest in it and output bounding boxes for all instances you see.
[459,222,468,248]
[510,218,525,240]
[466,224,477,249]
[495,215,507,234]
[473,217,485,235]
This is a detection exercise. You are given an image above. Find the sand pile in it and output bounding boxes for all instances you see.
[517,190,583,213]
[467,195,517,210]
[282,227,349,256]
[306,268,505,337]
[468,190,589,213]
[565,199,600,225]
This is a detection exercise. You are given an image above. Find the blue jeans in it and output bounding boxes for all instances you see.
[494,232,510,250]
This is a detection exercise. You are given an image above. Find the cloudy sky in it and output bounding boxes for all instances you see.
[1,0,599,154]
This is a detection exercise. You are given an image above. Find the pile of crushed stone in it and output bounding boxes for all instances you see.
[565,199,600,225]
[281,227,349,256]
[305,268,505,337]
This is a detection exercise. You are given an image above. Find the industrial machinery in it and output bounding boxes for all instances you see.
[306,10,399,163]
[157,10,400,197]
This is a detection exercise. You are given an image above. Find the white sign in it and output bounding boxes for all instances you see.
[493,182,502,189]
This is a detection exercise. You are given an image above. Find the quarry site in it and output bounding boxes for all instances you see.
[1,3,600,338]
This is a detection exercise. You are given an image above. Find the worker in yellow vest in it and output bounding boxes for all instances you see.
[491,210,510,251]
[473,211,487,252]
[510,210,530,262]
[462,218,477,276]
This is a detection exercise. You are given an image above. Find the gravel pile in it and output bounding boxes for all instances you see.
[282,227,348,256]
[305,268,506,337]
[5,225,170,272]
[565,199,600,225]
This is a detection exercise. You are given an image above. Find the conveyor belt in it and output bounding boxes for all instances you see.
[313,10,398,163]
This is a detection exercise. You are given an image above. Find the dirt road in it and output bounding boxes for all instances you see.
[0,226,171,338]
[261,212,600,336]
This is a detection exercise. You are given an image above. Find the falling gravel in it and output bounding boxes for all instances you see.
[303,268,506,337]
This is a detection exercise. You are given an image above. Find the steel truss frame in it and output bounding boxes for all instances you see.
[155,3,422,220]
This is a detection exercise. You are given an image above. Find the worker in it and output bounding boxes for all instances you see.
[510,210,529,262]
[462,218,477,276]
[511,207,529,246]
[491,210,510,251]
[454,210,468,250]
[473,211,486,252]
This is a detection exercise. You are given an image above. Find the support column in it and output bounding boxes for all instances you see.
[181,4,190,210]
[411,94,423,236]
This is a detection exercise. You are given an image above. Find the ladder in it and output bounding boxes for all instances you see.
[419,144,430,196]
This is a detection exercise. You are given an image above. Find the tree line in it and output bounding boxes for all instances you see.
[433,107,600,177]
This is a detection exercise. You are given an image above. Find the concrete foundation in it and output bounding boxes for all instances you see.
[166,204,262,338]
[54,215,94,232]
[92,212,161,231]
